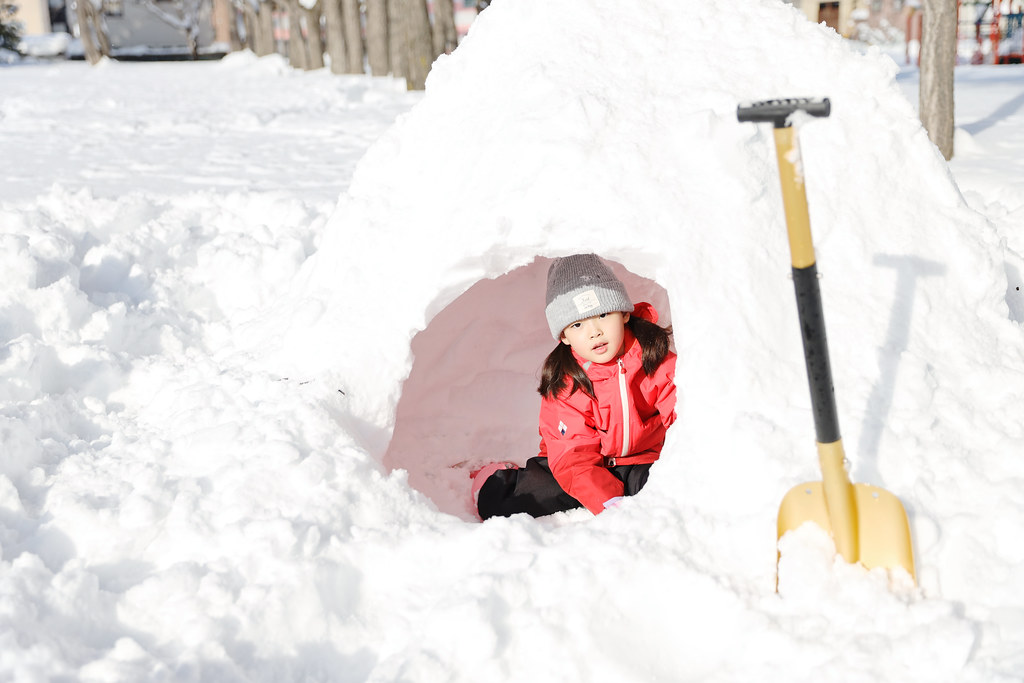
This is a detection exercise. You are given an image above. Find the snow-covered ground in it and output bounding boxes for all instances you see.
[2,0,1024,680]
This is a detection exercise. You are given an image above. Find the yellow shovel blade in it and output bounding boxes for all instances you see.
[777,481,916,581]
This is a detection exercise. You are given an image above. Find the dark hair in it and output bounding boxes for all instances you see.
[537,316,673,399]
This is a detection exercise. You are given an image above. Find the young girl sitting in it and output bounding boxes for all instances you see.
[476,253,677,520]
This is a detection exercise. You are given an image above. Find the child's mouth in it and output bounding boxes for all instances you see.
[592,342,609,354]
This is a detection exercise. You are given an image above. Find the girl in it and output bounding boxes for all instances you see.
[476,253,677,520]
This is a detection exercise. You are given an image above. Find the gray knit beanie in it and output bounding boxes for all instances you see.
[544,254,634,339]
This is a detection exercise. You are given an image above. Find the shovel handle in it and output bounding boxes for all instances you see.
[741,99,915,580]
[736,102,839,444]
[739,98,858,563]
[736,98,830,129]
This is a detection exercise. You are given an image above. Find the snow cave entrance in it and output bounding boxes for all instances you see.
[383,256,672,521]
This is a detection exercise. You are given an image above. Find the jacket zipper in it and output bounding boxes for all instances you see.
[617,358,629,461]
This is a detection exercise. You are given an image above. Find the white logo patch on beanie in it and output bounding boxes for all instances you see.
[573,289,600,315]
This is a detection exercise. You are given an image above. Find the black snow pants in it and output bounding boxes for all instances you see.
[477,456,651,520]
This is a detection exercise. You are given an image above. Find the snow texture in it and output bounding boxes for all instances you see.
[2,0,1024,680]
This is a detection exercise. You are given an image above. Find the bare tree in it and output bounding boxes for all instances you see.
[388,0,407,80]
[76,0,111,64]
[252,0,276,55]
[365,0,389,76]
[919,0,957,160]
[266,0,440,85]
[235,0,273,55]
[401,0,433,90]
[431,0,457,56]
[340,0,362,73]
[304,0,324,68]
[284,0,308,68]
[323,0,346,72]
[212,0,236,48]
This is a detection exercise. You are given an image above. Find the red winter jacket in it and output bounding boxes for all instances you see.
[538,302,677,514]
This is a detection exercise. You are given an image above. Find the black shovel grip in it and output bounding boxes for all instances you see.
[736,98,831,128]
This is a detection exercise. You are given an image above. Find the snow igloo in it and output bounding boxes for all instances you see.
[269,0,1009,531]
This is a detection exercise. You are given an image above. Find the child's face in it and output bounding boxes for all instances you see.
[560,311,631,365]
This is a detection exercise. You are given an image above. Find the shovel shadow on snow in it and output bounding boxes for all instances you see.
[961,91,1024,136]
[856,254,945,481]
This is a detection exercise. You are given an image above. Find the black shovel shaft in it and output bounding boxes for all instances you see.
[736,98,831,129]
[792,264,841,444]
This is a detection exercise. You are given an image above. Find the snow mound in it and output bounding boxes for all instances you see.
[275,0,1018,511]
[238,0,1022,676]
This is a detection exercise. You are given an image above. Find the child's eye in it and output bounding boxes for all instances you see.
[598,313,607,318]
[571,322,581,328]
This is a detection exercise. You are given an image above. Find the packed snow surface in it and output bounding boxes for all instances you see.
[2,0,1024,680]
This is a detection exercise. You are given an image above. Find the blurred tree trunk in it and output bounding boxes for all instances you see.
[238,0,270,55]
[239,1,256,51]
[323,0,347,72]
[388,0,407,80]
[77,0,111,64]
[227,3,244,51]
[212,0,234,47]
[919,0,956,160]
[340,0,362,73]
[432,0,457,55]
[285,0,307,68]
[401,0,433,90]
[365,0,389,76]
[305,0,324,69]
[257,0,275,56]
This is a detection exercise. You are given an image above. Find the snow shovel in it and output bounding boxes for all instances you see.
[736,98,916,583]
